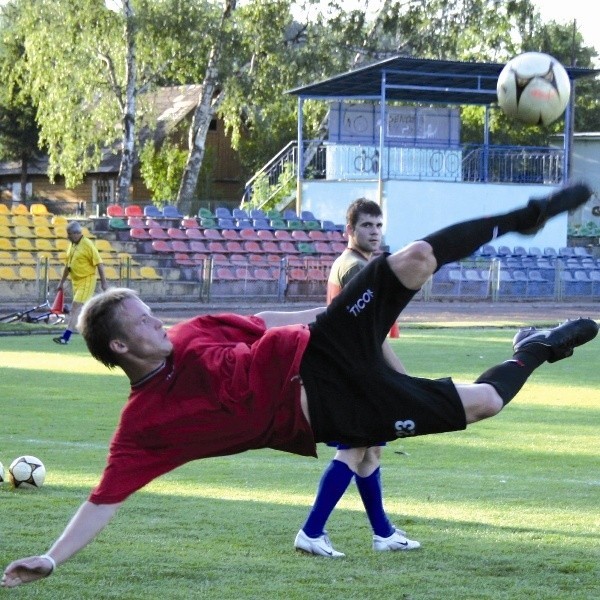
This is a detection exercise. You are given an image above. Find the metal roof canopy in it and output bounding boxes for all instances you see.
[287,55,599,105]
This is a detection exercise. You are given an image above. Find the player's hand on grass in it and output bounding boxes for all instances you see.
[1,555,54,588]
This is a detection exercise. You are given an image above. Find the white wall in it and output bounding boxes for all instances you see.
[301,180,570,253]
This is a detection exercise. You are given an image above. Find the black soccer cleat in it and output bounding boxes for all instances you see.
[513,318,599,363]
[519,183,593,235]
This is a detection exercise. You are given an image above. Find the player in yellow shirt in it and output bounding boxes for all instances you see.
[54,221,107,345]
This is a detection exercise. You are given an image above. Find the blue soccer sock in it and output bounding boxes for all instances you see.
[62,330,73,342]
[355,467,394,537]
[301,459,354,538]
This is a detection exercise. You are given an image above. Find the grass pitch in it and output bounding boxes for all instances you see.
[0,327,598,600]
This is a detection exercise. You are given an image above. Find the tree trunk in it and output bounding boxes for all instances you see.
[19,152,28,204]
[116,0,137,205]
[177,0,236,208]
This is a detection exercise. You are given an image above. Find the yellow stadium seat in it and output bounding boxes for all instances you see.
[0,204,10,215]
[15,238,35,252]
[11,215,30,227]
[118,251,140,266]
[81,226,96,239]
[35,226,56,239]
[32,215,52,227]
[125,267,143,280]
[13,225,35,239]
[0,266,19,280]
[140,266,162,280]
[0,224,14,238]
[54,238,69,252]
[0,238,15,251]
[18,265,38,281]
[35,238,55,252]
[103,266,120,280]
[10,204,29,216]
[99,252,118,266]
[51,215,68,228]
[0,215,10,226]
[95,239,115,253]
[16,251,36,265]
[30,203,51,217]
[0,251,17,265]
[47,266,63,280]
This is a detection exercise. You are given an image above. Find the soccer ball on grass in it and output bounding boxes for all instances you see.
[8,455,46,489]
[497,52,571,126]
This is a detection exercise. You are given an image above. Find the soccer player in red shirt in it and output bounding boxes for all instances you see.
[3,183,597,588]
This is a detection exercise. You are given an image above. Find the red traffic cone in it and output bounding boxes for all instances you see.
[388,321,400,338]
[51,289,64,314]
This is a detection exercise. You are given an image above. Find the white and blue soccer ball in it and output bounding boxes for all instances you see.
[497,52,571,126]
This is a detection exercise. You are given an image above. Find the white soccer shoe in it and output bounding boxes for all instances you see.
[294,529,345,558]
[372,527,421,552]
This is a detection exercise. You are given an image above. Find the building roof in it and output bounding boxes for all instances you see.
[287,55,599,105]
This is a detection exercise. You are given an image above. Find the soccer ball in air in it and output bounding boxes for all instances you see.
[8,455,46,489]
[497,52,571,126]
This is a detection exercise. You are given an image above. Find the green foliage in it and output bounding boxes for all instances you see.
[248,161,296,211]
[139,141,188,207]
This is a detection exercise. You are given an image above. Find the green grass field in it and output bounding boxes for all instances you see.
[0,328,598,600]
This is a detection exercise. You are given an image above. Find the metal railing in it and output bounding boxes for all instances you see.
[242,141,565,203]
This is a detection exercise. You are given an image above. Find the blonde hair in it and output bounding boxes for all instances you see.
[78,288,139,368]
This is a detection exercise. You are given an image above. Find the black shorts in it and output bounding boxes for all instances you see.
[300,254,467,447]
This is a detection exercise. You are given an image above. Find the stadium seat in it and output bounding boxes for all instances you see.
[207,241,227,254]
[103,266,121,281]
[252,218,270,230]
[215,207,233,219]
[0,266,19,280]
[225,241,244,254]
[51,215,68,228]
[34,238,55,253]
[242,241,262,254]
[139,266,162,280]
[301,210,317,221]
[211,253,230,265]
[29,203,51,217]
[198,207,215,220]
[274,230,293,241]
[278,241,299,254]
[261,241,281,254]
[185,227,205,240]
[126,217,145,229]
[15,238,35,251]
[148,227,170,240]
[167,227,188,241]
[214,266,237,280]
[106,204,125,218]
[181,217,199,229]
[221,229,241,241]
[291,230,310,242]
[218,218,237,230]
[0,251,17,265]
[16,251,36,265]
[144,205,163,218]
[297,242,316,254]
[54,238,69,252]
[257,230,275,242]
[18,265,37,281]
[314,241,336,255]
[124,204,143,217]
[94,239,116,253]
[0,204,10,216]
[239,228,260,241]
[232,208,249,220]
[163,205,183,219]
[269,219,287,230]
[203,228,223,240]
[171,240,191,254]
[129,227,152,240]
[13,225,34,239]
[250,209,267,220]
[108,218,129,231]
[151,240,173,254]
[230,254,249,266]
[288,267,307,281]
[11,204,29,216]
[326,230,345,242]
[0,225,14,238]
[189,240,209,253]
[174,252,194,267]
[32,215,52,227]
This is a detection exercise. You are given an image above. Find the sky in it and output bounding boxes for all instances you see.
[532,0,600,65]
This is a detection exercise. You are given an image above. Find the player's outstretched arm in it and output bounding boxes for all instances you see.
[1,500,122,588]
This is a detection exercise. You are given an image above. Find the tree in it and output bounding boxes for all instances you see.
[0,5,42,202]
